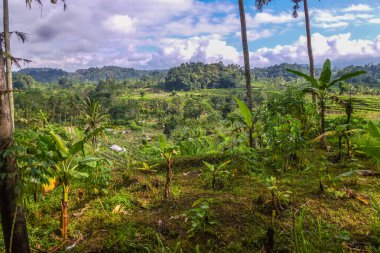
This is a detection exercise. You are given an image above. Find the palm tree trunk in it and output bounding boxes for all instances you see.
[238,0,254,148]
[303,0,316,104]
[3,0,15,129]
[0,50,30,253]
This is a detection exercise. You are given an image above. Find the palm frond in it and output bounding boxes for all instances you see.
[291,0,303,18]
[13,32,29,43]
[26,0,67,10]
[255,0,273,11]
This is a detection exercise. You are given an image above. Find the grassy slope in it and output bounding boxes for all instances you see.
[24,150,380,252]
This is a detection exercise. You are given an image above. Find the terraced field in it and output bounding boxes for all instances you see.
[326,95,380,120]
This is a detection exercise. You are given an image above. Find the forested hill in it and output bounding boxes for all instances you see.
[70,66,166,82]
[17,68,68,83]
[16,66,166,83]
[15,62,380,88]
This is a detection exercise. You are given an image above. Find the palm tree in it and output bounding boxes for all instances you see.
[256,0,316,103]
[238,0,254,148]
[0,1,66,251]
[0,49,30,253]
[84,97,108,146]
[3,0,14,129]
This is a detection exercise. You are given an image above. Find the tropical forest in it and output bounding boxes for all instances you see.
[0,0,380,252]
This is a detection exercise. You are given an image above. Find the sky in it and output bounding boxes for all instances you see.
[2,0,380,71]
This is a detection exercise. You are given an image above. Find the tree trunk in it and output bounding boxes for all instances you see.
[3,0,14,129]
[238,0,254,148]
[338,136,342,160]
[320,95,327,148]
[0,51,30,253]
[164,159,172,200]
[303,0,316,104]
[346,137,352,160]
[60,184,69,239]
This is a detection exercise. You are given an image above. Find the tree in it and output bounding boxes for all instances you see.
[0,50,30,253]
[0,1,67,251]
[287,59,366,146]
[37,127,105,239]
[156,135,178,200]
[238,0,254,147]
[84,97,108,146]
[3,0,14,128]
[256,0,316,103]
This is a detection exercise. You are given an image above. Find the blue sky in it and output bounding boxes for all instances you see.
[3,0,380,71]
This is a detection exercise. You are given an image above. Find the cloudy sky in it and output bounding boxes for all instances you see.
[3,0,380,71]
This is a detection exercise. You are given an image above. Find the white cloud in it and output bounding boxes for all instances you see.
[104,15,136,34]
[6,0,380,71]
[235,29,274,41]
[250,33,380,67]
[342,4,372,12]
[312,8,376,29]
[252,12,295,25]
[369,18,380,24]
[317,22,349,29]
[148,35,240,68]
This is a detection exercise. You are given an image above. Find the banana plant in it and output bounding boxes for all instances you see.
[41,127,106,239]
[287,59,366,146]
[234,97,256,148]
[202,160,231,190]
[365,122,380,166]
[157,135,179,200]
[313,122,363,160]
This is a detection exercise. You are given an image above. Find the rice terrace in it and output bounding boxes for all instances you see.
[0,0,380,252]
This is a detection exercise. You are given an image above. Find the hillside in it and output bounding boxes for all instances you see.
[16,66,167,83]
[15,62,380,89]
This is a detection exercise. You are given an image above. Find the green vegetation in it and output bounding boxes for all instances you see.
[1,66,379,252]
[15,62,380,90]
[0,0,379,252]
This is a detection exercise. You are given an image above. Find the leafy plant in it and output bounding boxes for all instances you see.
[202,160,231,190]
[234,97,255,147]
[137,162,158,173]
[364,121,380,166]
[262,176,292,212]
[264,114,304,170]
[287,59,366,146]
[156,135,179,200]
[32,127,106,238]
[313,120,363,160]
[187,198,217,238]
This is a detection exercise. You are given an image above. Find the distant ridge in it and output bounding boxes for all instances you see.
[16,66,167,83]
[15,62,380,88]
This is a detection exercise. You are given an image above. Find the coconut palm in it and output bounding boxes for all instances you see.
[238,0,254,147]
[0,32,31,69]
[0,50,30,253]
[256,0,316,102]
[84,97,109,146]
[0,2,31,251]
[3,0,14,128]
[0,1,66,251]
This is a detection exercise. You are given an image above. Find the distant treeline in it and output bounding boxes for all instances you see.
[14,62,380,90]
